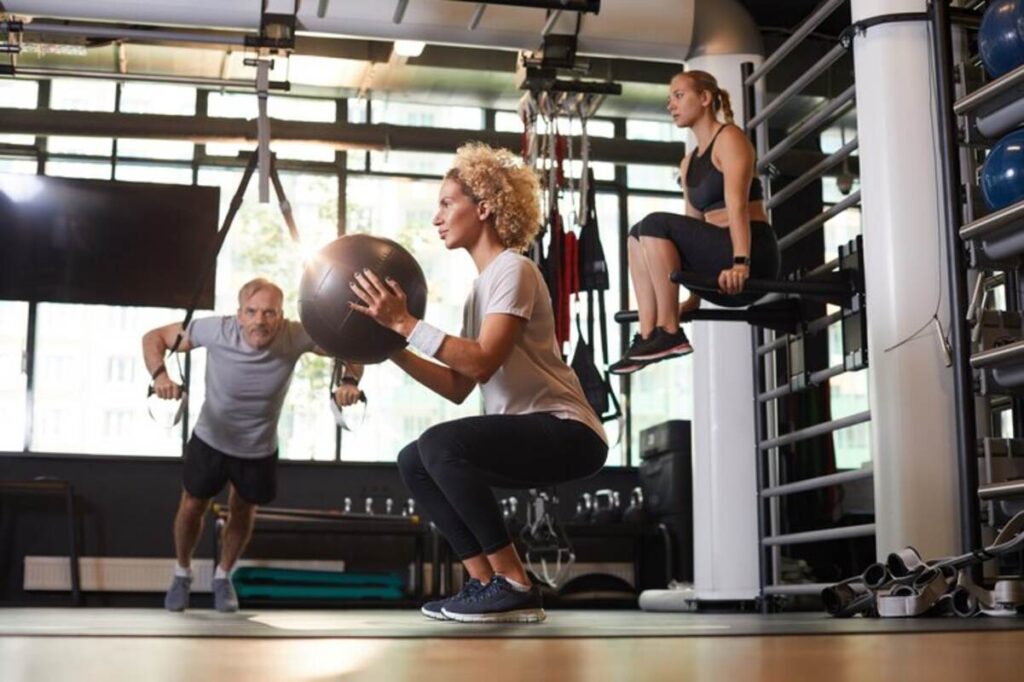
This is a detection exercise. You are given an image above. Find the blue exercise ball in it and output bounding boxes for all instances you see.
[979,0,1024,78]
[981,128,1024,210]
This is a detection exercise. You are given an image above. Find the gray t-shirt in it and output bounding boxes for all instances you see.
[187,316,316,458]
[462,250,607,444]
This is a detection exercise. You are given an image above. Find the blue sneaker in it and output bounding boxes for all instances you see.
[441,575,546,623]
[420,578,486,621]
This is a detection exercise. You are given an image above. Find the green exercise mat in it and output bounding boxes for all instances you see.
[234,583,405,600]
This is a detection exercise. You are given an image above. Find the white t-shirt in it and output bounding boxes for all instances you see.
[461,250,607,444]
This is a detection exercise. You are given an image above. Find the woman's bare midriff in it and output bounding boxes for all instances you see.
[701,200,769,228]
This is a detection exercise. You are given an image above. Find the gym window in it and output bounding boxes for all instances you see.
[370,100,484,130]
[626,194,695,460]
[1,79,705,466]
[50,78,116,112]
[0,301,28,451]
[119,82,197,116]
[0,79,38,110]
[31,303,185,457]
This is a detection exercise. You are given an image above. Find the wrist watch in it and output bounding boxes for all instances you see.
[733,255,751,266]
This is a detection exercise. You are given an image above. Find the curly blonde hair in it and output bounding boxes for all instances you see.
[445,143,541,252]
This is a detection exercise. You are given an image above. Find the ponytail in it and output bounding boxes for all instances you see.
[676,69,735,124]
[716,89,735,125]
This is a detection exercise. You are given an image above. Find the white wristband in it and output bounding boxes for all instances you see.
[406,320,446,357]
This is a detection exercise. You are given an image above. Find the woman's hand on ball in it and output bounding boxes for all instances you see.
[349,269,417,336]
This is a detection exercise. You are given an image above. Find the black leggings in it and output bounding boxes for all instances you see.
[397,413,608,559]
[629,213,781,307]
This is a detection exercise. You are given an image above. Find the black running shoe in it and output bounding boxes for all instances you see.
[609,333,652,375]
[420,578,485,621]
[630,327,693,361]
[441,575,546,623]
[609,355,649,375]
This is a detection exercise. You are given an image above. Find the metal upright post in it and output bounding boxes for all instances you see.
[929,0,981,554]
[742,61,770,613]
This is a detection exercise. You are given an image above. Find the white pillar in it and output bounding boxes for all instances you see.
[686,53,763,600]
[851,0,961,558]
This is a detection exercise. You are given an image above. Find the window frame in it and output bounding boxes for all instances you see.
[2,84,707,467]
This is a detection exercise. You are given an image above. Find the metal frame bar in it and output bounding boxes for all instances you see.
[0,107,683,168]
[0,481,82,605]
[13,146,646,190]
[744,0,848,86]
[978,478,1024,500]
[613,119,633,466]
[448,0,599,10]
[762,467,873,497]
[778,190,861,251]
[747,42,849,132]
[17,21,248,46]
[763,582,837,596]
[394,0,410,24]
[762,523,876,546]
[755,309,843,356]
[758,84,856,174]
[768,432,782,588]
[744,60,772,612]
[971,338,1024,369]
[933,0,982,556]
[64,482,81,605]
[181,352,192,454]
[335,100,349,462]
[958,197,1024,241]
[13,66,288,91]
[757,363,849,402]
[807,309,844,334]
[743,1,876,610]
[542,10,563,36]
[808,257,840,278]
[767,138,859,211]
[953,62,1024,117]
[22,301,37,453]
[757,336,788,357]
[759,410,871,450]
[671,271,853,304]
[468,3,488,30]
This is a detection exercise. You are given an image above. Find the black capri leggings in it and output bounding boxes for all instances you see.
[629,213,781,307]
[397,413,608,559]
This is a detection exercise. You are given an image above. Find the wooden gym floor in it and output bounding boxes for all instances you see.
[1,609,1023,681]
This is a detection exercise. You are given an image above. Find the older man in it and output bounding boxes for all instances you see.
[143,277,362,613]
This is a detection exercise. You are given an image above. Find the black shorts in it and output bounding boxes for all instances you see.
[629,213,781,307]
[182,435,278,505]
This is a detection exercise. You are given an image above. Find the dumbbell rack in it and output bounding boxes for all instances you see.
[935,1,1024,552]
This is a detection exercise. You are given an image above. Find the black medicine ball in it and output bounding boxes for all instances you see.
[299,234,428,364]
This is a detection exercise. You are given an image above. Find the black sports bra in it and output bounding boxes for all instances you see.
[685,124,764,212]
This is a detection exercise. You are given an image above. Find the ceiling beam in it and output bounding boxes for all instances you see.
[0,107,682,166]
[0,106,857,178]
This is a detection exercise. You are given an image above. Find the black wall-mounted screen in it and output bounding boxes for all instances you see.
[0,174,219,309]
